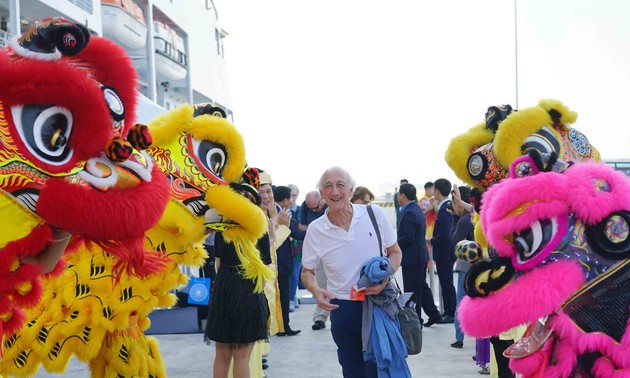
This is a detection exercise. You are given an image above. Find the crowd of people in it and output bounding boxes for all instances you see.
[203,166,513,378]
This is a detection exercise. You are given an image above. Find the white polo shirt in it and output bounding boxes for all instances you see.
[302,204,397,300]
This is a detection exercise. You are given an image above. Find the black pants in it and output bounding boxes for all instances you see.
[403,264,440,322]
[435,259,457,317]
[277,273,291,330]
[490,337,515,378]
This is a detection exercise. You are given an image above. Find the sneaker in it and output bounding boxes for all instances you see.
[289,301,295,312]
[478,365,490,375]
[450,340,463,348]
[312,320,326,330]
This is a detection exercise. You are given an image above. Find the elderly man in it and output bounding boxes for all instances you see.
[301,167,402,377]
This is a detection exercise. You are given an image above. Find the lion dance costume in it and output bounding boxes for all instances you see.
[0,20,272,374]
[446,99,630,377]
[0,16,173,377]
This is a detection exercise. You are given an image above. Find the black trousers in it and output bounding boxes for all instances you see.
[490,337,515,378]
[435,259,457,317]
[277,273,291,330]
[403,263,441,322]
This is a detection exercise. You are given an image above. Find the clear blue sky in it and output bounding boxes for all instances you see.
[213,0,630,198]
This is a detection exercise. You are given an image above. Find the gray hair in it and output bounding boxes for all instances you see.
[317,166,356,191]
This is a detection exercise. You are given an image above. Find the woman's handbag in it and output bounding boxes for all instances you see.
[366,204,423,355]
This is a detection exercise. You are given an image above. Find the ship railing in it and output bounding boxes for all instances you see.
[154,36,188,68]
[0,29,12,48]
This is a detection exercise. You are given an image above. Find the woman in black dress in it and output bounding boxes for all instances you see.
[205,230,271,378]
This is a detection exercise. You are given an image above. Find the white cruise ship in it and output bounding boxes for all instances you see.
[0,0,233,122]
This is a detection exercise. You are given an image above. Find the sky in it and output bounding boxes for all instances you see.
[212,0,630,200]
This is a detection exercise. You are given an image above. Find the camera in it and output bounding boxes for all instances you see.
[445,200,453,212]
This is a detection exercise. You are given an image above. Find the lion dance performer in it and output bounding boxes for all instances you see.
[0,17,174,377]
[2,99,272,376]
[446,99,630,376]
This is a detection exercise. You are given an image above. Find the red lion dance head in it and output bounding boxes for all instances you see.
[0,18,168,336]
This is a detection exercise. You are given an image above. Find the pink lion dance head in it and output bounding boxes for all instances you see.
[459,158,630,377]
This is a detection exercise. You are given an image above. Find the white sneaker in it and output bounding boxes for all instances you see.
[478,365,490,375]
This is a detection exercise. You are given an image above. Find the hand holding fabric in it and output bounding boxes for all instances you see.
[357,256,395,295]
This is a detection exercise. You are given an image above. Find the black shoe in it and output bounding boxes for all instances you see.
[285,328,301,336]
[440,315,455,324]
[262,363,269,370]
[262,358,267,364]
[450,340,463,348]
[424,316,442,327]
[312,320,326,330]
[276,332,286,336]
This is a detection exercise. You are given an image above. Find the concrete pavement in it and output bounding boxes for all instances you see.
[33,279,486,377]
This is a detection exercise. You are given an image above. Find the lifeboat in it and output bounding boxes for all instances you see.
[101,0,148,50]
[153,21,188,81]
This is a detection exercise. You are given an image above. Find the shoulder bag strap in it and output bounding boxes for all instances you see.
[366,204,383,257]
[368,204,404,298]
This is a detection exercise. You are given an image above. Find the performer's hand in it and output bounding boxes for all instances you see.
[22,229,71,273]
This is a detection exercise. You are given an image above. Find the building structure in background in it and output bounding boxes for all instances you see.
[606,159,630,178]
[0,0,232,123]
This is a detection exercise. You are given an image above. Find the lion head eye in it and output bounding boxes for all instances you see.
[12,105,74,166]
[101,86,125,124]
[188,135,227,179]
[522,126,562,157]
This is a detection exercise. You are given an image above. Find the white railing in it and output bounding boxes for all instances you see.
[0,29,12,48]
